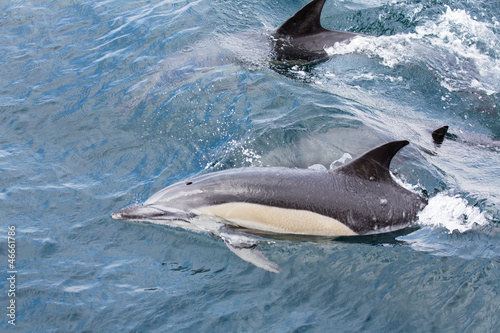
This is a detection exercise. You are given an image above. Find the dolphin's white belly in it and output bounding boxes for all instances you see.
[193,202,357,236]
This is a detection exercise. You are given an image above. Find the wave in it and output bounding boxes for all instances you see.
[325,6,500,96]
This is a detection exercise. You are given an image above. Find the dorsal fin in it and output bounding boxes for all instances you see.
[331,141,409,182]
[432,126,448,144]
[276,0,328,37]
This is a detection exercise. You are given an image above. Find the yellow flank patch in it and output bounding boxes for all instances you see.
[193,202,357,236]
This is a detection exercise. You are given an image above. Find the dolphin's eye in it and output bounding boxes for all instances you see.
[186,181,193,185]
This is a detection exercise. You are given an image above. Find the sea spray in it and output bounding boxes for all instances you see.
[418,192,489,233]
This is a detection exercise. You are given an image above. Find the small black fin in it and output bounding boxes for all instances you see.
[332,140,409,182]
[432,126,449,144]
[276,0,327,37]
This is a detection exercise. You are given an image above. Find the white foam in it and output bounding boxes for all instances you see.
[417,192,489,233]
[329,152,352,169]
[308,164,328,171]
[325,7,500,95]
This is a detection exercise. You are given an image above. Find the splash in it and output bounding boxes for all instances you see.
[415,6,500,95]
[325,6,500,95]
[240,147,262,165]
[417,192,490,233]
[330,152,352,169]
[204,139,263,170]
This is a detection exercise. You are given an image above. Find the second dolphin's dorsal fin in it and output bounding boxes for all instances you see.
[432,126,449,144]
[332,141,409,182]
[276,0,328,37]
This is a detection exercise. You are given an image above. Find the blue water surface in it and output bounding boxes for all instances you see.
[1,0,499,331]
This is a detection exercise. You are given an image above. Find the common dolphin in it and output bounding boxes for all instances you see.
[432,125,500,150]
[112,140,427,273]
[272,0,366,62]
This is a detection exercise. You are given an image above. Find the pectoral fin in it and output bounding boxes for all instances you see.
[191,218,282,273]
[220,232,281,274]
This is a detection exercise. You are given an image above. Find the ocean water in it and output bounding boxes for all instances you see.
[1,0,499,331]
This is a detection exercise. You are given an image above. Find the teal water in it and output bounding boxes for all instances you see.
[1,0,499,331]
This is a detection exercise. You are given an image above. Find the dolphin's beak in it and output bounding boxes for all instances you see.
[112,205,196,221]
[111,205,169,221]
